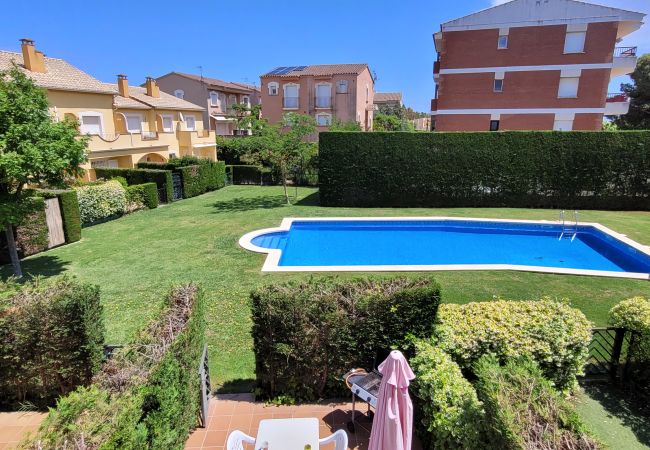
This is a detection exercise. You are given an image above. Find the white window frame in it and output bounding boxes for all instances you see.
[553,119,573,131]
[174,89,185,99]
[124,113,143,133]
[78,111,104,135]
[315,82,332,108]
[316,113,332,126]
[209,91,219,107]
[564,31,586,54]
[161,113,174,133]
[336,80,348,94]
[497,35,508,49]
[268,82,279,96]
[184,114,196,131]
[283,83,300,109]
[558,77,579,98]
[242,96,250,106]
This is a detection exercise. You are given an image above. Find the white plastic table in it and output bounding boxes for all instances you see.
[254,418,319,450]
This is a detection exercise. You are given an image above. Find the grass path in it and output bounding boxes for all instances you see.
[3,185,650,390]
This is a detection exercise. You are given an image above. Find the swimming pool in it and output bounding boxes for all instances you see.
[239,218,650,279]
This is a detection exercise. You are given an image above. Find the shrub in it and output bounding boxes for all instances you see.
[25,284,206,449]
[94,167,173,203]
[75,180,127,225]
[319,131,650,209]
[411,340,484,449]
[125,182,159,211]
[609,297,650,386]
[226,164,271,185]
[434,299,592,391]
[56,190,82,243]
[15,197,48,257]
[137,160,226,198]
[251,277,441,400]
[0,277,103,408]
[474,355,600,450]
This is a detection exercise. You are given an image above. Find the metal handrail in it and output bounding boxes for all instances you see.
[614,46,637,57]
[141,131,158,140]
[606,92,628,101]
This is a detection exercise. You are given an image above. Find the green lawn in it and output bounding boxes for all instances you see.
[2,185,650,391]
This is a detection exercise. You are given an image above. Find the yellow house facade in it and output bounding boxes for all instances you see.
[0,39,216,178]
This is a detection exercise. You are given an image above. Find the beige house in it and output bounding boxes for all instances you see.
[154,72,260,136]
[259,64,375,131]
[0,39,216,177]
[374,92,403,111]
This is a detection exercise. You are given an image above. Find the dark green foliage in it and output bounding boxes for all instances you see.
[14,197,48,257]
[474,356,600,450]
[56,190,82,243]
[95,167,173,203]
[137,159,226,198]
[0,277,103,408]
[250,277,441,400]
[614,54,650,130]
[319,131,650,210]
[226,165,271,185]
[27,284,206,449]
[125,183,159,210]
[217,137,264,164]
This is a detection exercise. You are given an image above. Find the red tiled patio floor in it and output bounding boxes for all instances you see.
[0,411,46,449]
[185,394,422,450]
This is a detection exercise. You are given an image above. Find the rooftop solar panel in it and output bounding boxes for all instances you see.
[294,66,307,71]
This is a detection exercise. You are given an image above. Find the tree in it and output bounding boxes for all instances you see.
[227,103,267,135]
[329,117,362,131]
[614,54,650,130]
[602,120,618,131]
[0,65,87,277]
[374,113,415,132]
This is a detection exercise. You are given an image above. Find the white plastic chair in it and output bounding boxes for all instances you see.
[319,429,348,450]
[226,429,255,450]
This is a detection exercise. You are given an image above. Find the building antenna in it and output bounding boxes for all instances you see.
[197,65,204,84]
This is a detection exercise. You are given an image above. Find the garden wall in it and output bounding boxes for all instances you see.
[319,131,650,210]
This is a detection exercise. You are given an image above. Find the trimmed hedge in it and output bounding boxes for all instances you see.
[126,182,159,211]
[434,299,593,391]
[226,164,271,185]
[319,131,650,209]
[95,167,173,203]
[138,159,226,198]
[0,277,104,408]
[609,297,650,387]
[56,190,82,243]
[14,197,48,257]
[25,284,206,449]
[75,180,127,225]
[474,355,600,449]
[412,340,485,450]
[251,277,441,401]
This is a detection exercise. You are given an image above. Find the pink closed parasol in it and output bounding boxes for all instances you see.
[368,350,416,450]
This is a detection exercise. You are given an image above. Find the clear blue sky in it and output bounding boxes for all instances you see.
[1,0,648,112]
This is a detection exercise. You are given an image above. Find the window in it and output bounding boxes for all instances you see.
[553,119,573,131]
[242,96,250,106]
[228,95,237,110]
[268,82,279,96]
[315,83,331,108]
[497,35,508,49]
[336,80,348,93]
[493,78,504,92]
[316,113,332,126]
[124,113,143,133]
[219,93,227,110]
[174,89,185,99]
[365,84,369,103]
[283,83,299,109]
[184,115,196,131]
[558,77,579,98]
[209,92,219,107]
[489,120,500,131]
[91,159,118,168]
[79,112,103,135]
[161,114,174,132]
[564,31,586,53]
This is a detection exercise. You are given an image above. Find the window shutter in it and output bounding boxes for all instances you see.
[558,77,579,98]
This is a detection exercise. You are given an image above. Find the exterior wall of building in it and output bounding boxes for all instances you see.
[47,90,116,135]
[155,73,211,127]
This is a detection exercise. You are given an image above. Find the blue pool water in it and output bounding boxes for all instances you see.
[250,220,650,274]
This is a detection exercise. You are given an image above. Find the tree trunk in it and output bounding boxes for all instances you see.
[4,223,23,278]
[282,178,290,204]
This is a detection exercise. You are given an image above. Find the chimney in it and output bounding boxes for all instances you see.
[117,74,129,97]
[20,38,46,73]
[145,76,160,98]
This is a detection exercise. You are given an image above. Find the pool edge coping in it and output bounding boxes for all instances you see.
[237,217,650,280]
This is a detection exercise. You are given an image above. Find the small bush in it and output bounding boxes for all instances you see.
[0,277,104,408]
[75,180,127,225]
[435,299,592,391]
[411,340,484,449]
[137,159,226,198]
[94,167,173,203]
[474,355,600,450]
[125,183,159,211]
[15,197,48,257]
[251,277,441,400]
[609,297,650,387]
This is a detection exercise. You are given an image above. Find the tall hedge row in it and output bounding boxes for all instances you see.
[26,284,206,449]
[319,131,650,210]
[137,159,226,198]
[0,277,104,408]
[95,167,173,203]
[251,277,441,401]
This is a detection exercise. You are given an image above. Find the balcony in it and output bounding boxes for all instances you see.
[433,61,440,80]
[86,132,163,153]
[612,46,637,77]
[283,96,299,109]
[605,92,630,116]
[315,96,331,109]
[178,129,216,149]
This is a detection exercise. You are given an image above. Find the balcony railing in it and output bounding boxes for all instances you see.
[315,96,331,108]
[606,92,629,102]
[283,96,299,109]
[141,131,158,140]
[614,46,637,57]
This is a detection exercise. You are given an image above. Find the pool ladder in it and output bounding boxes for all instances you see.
[559,210,578,241]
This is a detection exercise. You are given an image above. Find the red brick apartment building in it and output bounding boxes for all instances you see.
[430,0,645,131]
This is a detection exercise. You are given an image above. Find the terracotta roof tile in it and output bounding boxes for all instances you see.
[104,84,205,111]
[165,72,259,93]
[374,92,402,103]
[261,64,369,78]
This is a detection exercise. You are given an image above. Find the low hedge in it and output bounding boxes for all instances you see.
[319,131,650,209]
[56,190,81,243]
[226,164,272,185]
[25,284,206,449]
[609,297,650,387]
[14,197,48,257]
[474,355,600,449]
[95,167,173,203]
[75,180,127,225]
[0,277,104,408]
[434,299,592,391]
[138,159,226,198]
[125,182,159,211]
[251,277,441,401]
[412,340,485,450]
